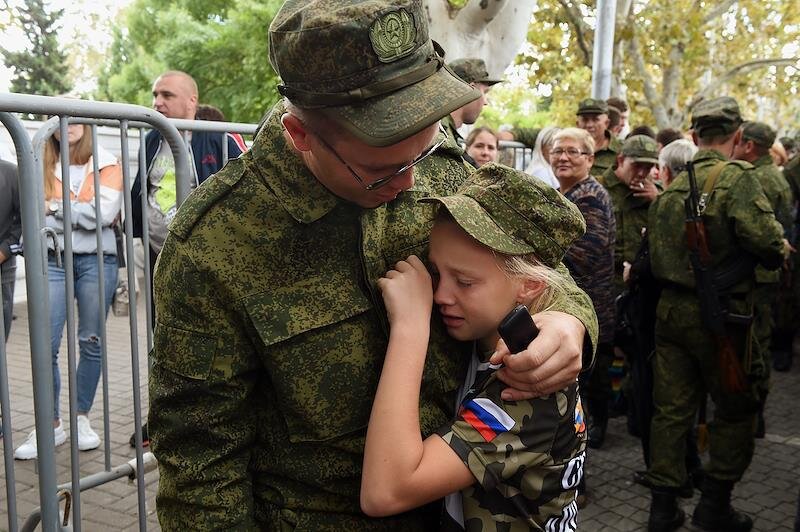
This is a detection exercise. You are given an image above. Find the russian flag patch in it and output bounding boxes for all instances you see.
[459,398,516,442]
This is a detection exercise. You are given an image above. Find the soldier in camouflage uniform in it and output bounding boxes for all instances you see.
[148,1,599,530]
[362,163,587,531]
[597,134,661,297]
[732,121,793,433]
[646,97,785,532]
[575,98,623,176]
[443,58,501,167]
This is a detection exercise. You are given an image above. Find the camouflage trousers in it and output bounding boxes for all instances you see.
[752,282,779,396]
[647,290,760,489]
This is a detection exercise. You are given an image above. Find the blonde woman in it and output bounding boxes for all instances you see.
[14,124,123,460]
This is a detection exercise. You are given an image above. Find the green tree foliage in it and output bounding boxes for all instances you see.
[519,0,800,131]
[96,0,282,123]
[1,0,72,98]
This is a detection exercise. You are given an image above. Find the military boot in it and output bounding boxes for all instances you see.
[648,489,685,532]
[691,476,753,531]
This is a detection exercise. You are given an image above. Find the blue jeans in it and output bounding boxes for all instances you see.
[49,253,117,420]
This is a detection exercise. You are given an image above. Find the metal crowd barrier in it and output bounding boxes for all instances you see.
[0,93,254,532]
[497,140,533,172]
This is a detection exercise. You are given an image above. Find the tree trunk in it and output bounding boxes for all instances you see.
[425,0,536,78]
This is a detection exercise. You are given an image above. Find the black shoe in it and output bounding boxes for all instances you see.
[772,350,792,372]
[587,416,607,449]
[129,422,150,448]
[692,477,753,531]
[634,471,695,499]
[648,490,685,532]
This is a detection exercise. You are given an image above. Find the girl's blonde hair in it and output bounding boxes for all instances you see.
[43,124,93,200]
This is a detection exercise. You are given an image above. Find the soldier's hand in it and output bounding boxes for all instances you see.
[489,311,584,400]
[377,255,433,327]
[630,178,658,202]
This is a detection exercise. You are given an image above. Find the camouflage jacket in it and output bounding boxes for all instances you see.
[437,352,585,532]
[597,166,661,295]
[649,149,784,294]
[748,155,792,284]
[149,103,599,531]
[590,131,622,177]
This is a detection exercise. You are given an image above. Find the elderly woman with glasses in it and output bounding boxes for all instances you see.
[550,127,616,494]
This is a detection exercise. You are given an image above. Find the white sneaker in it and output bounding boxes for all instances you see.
[14,421,67,460]
[76,415,100,451]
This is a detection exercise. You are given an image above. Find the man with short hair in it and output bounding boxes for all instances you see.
[576,98,623,176]
[129,70,245,447]
[607,96,630,137]
[658,139,698,186]
[148,2,598,529]
[646,97,784,532]
[443,58,500,166]
[732,121,793,428]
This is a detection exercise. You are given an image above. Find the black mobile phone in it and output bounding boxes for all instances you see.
[497,305,539,354]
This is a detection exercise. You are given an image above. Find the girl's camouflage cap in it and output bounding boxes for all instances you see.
[420,163,586,268]
[269,0,480,147]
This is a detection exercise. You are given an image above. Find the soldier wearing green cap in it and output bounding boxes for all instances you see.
[443,58,502,167]
[646,96,785,532]
[732,121,793,434]
[147,1,599,530]
[362,163,587,530]
[576,98,623,176]
[598,134,662,296]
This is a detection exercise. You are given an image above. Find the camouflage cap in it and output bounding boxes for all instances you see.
[269,0,480,147]
[420,163,586,268]
[576,98,609,116]
[690,96,743,138]
[741,121,777,148]
[448,58,502,86]
[621,135,659,164]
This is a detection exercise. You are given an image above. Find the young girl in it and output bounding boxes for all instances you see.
[14,123,123,460]
[361,163,588,530]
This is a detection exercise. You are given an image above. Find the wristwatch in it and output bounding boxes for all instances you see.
[48,201,59,216]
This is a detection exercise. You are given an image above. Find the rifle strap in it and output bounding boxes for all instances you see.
[698,161,728,214]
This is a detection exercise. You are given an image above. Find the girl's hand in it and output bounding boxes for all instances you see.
[377,255,433,327]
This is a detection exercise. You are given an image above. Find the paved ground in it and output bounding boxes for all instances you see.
[1,291,799,531]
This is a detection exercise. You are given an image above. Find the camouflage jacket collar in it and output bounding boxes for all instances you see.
[752,154,774,169]
[693,148,728,164]
[601,165,622,188]
[250,103,340,224]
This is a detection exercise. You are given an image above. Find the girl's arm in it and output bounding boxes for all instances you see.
[361,255,474,517]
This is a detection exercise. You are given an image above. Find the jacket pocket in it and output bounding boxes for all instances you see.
[153,323,217,380]
[244,277,378,443]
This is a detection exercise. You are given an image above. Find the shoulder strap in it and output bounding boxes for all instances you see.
[699,161,728,214]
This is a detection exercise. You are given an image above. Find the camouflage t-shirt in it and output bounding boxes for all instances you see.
[437,354,586,531]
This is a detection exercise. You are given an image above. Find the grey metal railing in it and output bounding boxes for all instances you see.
[0,93,213,531]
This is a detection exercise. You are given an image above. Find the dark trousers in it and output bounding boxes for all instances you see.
[1,256,16,342]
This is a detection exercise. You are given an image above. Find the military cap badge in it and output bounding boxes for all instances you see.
[369,9,417,63]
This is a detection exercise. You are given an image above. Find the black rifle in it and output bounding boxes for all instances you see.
[684,161,748,393]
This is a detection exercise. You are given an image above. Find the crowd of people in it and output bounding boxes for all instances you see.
[1,0,800,530]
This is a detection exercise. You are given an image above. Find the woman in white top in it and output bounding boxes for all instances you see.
[14,124,123,460]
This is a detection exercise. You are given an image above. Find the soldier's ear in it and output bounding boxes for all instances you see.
[281,113,313,152]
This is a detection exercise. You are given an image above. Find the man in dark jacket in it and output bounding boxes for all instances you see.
[129,70,244,447]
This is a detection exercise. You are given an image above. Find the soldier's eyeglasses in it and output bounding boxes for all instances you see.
[315,125,447,191]
[551,148,592,159]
